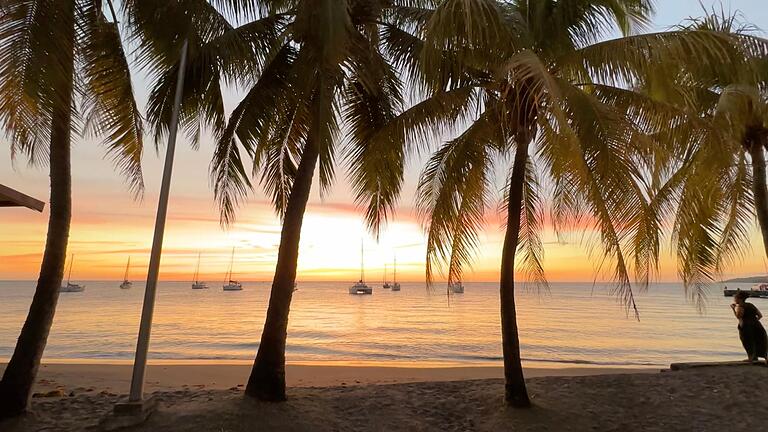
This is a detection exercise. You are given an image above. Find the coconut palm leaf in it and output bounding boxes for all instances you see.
[417,108,502,284]
[514,0,652,55]
[715,151,753,272]
[0,0,77,165]
[515,158,548,290]
[568,30,768,88]
[343,47,404,236]
[80,2,144,197]
[212,44,299,224]
[144,13,288,146]
[421,0,513,90]
[123,0,234,75]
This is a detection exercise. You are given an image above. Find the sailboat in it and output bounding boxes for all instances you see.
[448,280,464,294]
[382,263,391,289]
[60,254,85,292]
[223,247,243,291]
[119,257,132,289]
[391,256,401,291]
[349,241,372,295]
[191,252,209,289]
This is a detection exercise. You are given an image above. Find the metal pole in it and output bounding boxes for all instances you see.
[128,39,189,402]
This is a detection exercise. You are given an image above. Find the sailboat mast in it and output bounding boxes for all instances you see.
[384,264,387,284]
[394,256,397,283]
[226,247,235,281]
[360,240,364,282]
[67,254,74,284]
[193,252,200,282]
[124,257,131,280]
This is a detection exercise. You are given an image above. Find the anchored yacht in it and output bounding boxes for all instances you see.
[60,254,85,293]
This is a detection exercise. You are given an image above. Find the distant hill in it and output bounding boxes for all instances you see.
[725,276,768,283]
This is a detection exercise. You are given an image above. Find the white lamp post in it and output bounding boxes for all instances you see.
[114,38,189,417]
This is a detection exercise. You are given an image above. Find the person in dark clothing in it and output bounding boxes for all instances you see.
[731,290,768,364]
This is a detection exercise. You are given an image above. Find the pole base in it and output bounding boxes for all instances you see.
[114,396,157,416]
[96,396,157,430]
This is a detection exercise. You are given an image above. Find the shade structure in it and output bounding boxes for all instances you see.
[0,183,45,212]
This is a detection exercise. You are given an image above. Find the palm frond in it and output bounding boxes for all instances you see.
[211,44,298,225]
[123,0,234,75]
[542,79,650,317]
[516,0,653,57]
[0,0,77,165]
[715,151,754,272]
[417,109,500,284]
[568,30,768,89]
[344,43,405,236]
[516,157,548,291]
[80,3,144,197]
[421,0,511,90]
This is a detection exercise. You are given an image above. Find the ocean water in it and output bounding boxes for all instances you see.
[0,280,760,368]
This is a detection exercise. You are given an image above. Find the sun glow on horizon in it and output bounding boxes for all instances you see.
[4,187,768,284]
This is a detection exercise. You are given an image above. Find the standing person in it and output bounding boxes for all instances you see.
[731,291,768,364]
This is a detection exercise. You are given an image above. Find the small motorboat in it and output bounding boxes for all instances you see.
[724,284,768,298]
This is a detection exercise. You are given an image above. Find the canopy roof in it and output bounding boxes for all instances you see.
[0,183,45,212]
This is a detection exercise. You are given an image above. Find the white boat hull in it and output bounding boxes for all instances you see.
[192,282,209,289]
[60,283,85,293]
[223,281,243,291]
[391,282,401,291]
[449,282,464,294]
[349,282,372,295]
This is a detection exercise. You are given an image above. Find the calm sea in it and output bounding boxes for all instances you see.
[0,281,760,368]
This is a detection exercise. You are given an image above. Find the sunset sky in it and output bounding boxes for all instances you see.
[1,0,767,283]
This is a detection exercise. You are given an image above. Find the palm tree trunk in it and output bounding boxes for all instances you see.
[0,22,75,418]
[245,137,320,401]
[749,140,768,260]
[499,133,531,408]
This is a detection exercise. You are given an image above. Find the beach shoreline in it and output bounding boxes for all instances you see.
[1,361,657,395]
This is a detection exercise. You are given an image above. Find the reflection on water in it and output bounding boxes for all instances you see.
[0,281,756,367]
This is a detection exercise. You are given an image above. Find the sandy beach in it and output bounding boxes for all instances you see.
[14,362,650,393]
[2,362,767,431]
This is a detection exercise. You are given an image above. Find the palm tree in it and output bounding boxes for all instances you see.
[0,0,143,418]
[393,0,761,407]
[119,0,293,402]
[624,13,768,301]
[206,0,422,401]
